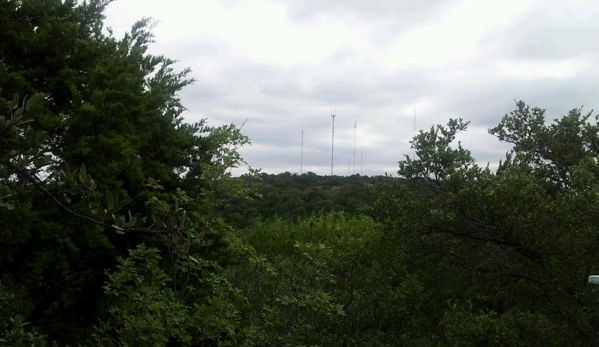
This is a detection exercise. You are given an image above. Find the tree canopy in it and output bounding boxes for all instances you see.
[0,0,248,344]
[2,1,599,346]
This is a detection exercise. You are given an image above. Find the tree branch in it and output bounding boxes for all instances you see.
[2,159,166,234]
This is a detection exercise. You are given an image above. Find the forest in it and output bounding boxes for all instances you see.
[2,1,599,346]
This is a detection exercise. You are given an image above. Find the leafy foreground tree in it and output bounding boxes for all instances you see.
[227,213,433,347]
[5,1,599,346]
[372,103,599,346]
[0,0,251,345]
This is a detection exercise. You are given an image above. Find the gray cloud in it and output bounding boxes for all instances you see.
[105,0,599,176]
[479,1,599,61]
[284,0,454,23]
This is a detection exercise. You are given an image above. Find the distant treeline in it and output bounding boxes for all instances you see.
[223,172,398,227]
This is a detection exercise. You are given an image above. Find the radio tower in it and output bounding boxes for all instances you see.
[300,124,304,174]
[331,107,336,175]
[353,119,357,174]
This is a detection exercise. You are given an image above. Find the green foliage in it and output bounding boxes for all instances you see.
[0,283,56,346]
[224,172,389,227]
[228,215,349,346]
[0,1,249,344]
[0,315,56,347]
[490,100,599,190]
[0,88,45,210]
[440,306,564,347]
[4,0,599,345]
[228,213,425,346]
[399,118,476,182]
[372,100,599,346]
[93,245,242,346]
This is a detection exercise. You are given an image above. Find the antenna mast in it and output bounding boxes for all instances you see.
[414,107,416,137]
[353,119,357,175]
[331,107,336,175]
[300,124,304,174]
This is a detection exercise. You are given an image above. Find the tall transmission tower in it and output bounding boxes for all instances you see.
[300,124,304,174]
[331,107,336,175]
[414,107,416,137]
[353,119,357,175]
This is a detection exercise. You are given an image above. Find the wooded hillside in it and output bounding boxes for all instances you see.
[1,1,599,346]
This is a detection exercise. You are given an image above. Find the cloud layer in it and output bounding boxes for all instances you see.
[104,0,599,176]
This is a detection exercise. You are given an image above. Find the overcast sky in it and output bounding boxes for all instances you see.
[104,0,599,176]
